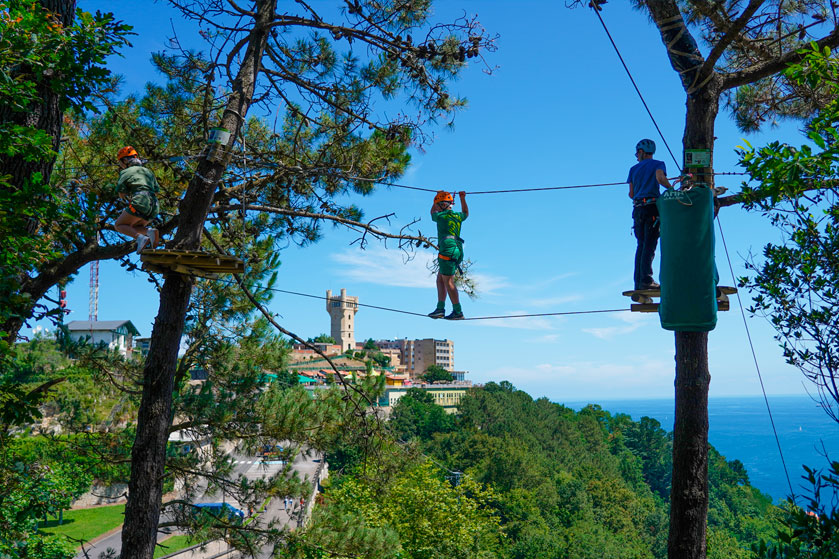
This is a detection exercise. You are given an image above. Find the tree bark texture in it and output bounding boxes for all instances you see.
[119,2,274,557]
[0,0,77,344]
[668,331,710,559]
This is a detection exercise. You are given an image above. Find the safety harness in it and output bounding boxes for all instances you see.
[438,235,465,275]
[632,196,658,207]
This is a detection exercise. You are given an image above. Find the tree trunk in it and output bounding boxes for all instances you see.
[667,81,720,559]
[669,331,710,559]
[118,3,274,557]
[0,0,77,344]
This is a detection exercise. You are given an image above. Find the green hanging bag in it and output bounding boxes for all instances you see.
[656,187,718,332]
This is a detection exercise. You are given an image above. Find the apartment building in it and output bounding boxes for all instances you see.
[375,338,455,378]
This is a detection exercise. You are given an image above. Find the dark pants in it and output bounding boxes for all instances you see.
[633,203,660,289]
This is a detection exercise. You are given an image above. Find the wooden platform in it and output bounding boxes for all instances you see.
[140,249,244,279]
[621,286,736,313]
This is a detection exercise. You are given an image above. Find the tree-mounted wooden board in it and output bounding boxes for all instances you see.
[622,286,736,313]
[140,249,244,279]
[630,301,731,313]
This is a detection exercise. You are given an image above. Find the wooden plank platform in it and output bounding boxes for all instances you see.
[622,286,736,313]
[621,286,737,298]
[140,249,244,278]
[630,301,730,313]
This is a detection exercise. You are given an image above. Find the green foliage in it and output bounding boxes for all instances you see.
[755,461,839,558]
[310,335,336,344]
[271,369,300,389]
[312,460,503,559]
[738,46,839,423]
[407,382,779,559]
[0,2,131,342]
[421,365,454,383]
[0,3,131,115]
[390,388,454,441]
[0,452,87,558]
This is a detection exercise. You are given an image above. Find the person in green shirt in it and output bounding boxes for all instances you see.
[428,190,468,320]
[113,146,161,253]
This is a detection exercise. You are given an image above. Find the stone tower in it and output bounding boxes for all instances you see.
[326,288,358,351]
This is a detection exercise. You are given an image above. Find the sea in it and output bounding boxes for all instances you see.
[562,395,839,504]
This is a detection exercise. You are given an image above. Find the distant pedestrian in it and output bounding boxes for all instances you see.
[627,139,672,291]
[428,190,469,320]
[113,146,161,253]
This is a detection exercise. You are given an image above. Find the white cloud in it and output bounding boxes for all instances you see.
[331,248,510,296]
[469,272,510,296]
[470,310,556,330]
[581,310,652,339]
[480,356,673,400]
[331,248,434,288]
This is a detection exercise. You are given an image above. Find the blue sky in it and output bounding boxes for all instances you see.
[40,1,821,403]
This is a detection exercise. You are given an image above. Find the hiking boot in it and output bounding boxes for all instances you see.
[428,308,446,319]
[445,310,464,320]
[136,234,150,253]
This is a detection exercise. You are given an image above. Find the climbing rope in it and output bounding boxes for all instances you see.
[591,6,681,171]
[716,216,796,502]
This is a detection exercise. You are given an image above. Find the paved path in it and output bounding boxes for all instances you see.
[75,449,321,559]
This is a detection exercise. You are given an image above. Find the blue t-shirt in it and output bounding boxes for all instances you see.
[627,158,666,200]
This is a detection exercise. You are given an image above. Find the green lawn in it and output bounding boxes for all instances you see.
[153,534,197,558]
[38,504,125,543]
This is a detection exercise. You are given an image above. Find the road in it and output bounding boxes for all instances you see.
[75,448,321,559]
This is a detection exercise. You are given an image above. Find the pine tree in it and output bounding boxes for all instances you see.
[574,2,839,557]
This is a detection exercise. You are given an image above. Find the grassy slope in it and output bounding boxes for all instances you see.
[38,504,125,542]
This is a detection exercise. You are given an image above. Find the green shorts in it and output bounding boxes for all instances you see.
[437,241,463,276]
[126,191,159,221]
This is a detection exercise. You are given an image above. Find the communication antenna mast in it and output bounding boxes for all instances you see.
[89,233,99,321]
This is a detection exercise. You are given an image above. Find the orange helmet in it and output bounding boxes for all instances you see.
[434,191,453,205]
[117,146,138,161]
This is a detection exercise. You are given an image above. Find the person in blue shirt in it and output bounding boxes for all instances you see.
[627,139,672,291]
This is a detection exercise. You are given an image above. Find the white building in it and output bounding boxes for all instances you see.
[66,320,140,357]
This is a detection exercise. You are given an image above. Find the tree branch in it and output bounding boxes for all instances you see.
[211,203,438,250]
[718,179,839,208]
[721,27,839,90]
[700,0,766,75]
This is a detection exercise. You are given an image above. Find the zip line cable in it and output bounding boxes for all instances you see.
[60,154,746,194]
[348,176,629,194]
[591,8,681,171]
[212,280,630,321]
[716,216,796,502]
[356,172,746,195]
